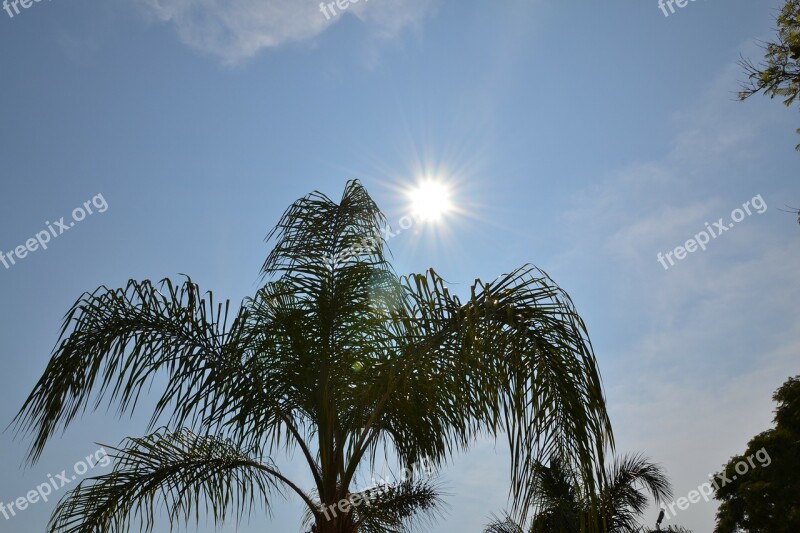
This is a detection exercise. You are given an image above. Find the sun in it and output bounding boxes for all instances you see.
[407,179,453,222]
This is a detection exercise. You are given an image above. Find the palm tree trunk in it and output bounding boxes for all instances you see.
[312,513,357,533]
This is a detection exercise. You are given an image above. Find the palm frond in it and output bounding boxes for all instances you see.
[484,514,527,533]
[351,478,446,533]
[12,278,257,462]
[354,266,612,521]
[603,454,672,532]
[47,428,288,533]
[262,179,390,279]
[299,477,445,533]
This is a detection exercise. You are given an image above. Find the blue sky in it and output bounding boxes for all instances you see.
[1,0,798,531]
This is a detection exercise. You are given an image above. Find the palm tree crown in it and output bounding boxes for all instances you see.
[15,181,613,532]
[486,453,673,533]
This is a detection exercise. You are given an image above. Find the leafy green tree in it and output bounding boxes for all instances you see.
[485,454,672,533]
[713,375,800,533]
[13,181,612,533]
[739,0,800,149]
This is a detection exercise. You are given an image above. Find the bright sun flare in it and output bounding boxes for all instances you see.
[408,180,453,222]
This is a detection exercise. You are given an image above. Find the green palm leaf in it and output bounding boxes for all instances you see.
[47,428,288,533]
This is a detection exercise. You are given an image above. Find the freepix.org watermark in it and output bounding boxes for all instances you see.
[325,210,422,270]
[2,0,52,20]
[0,448,111,521]
[320,458,434,522]
[661,447,771,522]
[0,193,108,272]
[658,0,701,18]
[656,194,767,271]
[319,0,370,21]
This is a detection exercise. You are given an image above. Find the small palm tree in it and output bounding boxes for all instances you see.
[486,453,672,533]
[14,181,612,533]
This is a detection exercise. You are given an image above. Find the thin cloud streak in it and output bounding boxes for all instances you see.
[551,56,800,532]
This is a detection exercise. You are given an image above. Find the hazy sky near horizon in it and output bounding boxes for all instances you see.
[1,1,798,532]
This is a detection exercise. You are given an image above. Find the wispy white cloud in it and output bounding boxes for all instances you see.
[554,58,800,532]
[137,0,438,65]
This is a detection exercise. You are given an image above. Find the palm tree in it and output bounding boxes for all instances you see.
[14,180,612,533]
[486,458,585,533]
[485,454,672,533]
